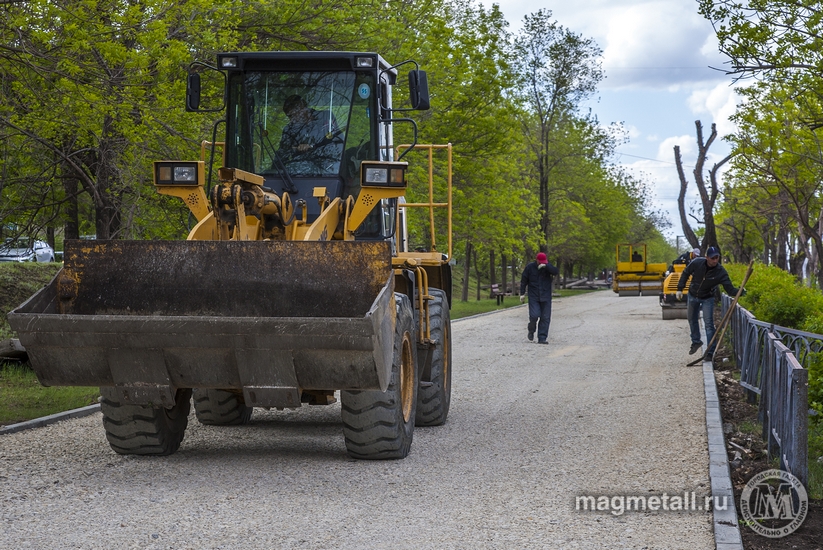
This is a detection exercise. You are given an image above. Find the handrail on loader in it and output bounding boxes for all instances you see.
[395,143,453,260]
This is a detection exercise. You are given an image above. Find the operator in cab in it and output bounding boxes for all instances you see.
[278,94,343,174]
[669,247,700,272]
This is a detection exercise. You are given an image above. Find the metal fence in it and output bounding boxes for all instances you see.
[721,295,814,487]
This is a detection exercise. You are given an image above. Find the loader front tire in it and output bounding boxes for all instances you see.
[100,388,192,456]
[415,288,452,426]
[341,293,418,459]
[193,389,252,425]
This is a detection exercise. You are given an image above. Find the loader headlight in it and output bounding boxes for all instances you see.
[361,162,407,188]
[220,56,238,68]
[154,161,203,186]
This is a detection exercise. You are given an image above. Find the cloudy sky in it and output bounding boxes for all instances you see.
[493,0,740,245]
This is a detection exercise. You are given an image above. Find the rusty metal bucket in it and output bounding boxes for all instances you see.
[9,240,395,409]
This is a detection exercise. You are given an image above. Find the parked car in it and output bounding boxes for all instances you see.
[0,238,55,263]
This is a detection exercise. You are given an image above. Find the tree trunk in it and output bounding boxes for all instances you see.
[94,115,123,239]
[501,253,507,294]
[813,235,823,290]
[511,254,517,297]
[810,207,823,287]
[776,223,788,270]
[474,248,481,301]
[63,171,80,240]
[489,249,496,290]
[674,122,730,251]
[461,241,472,302]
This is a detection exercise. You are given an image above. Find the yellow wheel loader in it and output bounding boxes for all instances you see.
[611,244,667,296]
[9,52,453,460]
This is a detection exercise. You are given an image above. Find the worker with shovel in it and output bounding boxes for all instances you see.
[676,246,744,359]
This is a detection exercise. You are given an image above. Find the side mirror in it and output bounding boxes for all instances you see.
[186,73,201,111]
[380,83,391,121]
[408,70,430,110]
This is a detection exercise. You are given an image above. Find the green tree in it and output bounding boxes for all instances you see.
[512,9,604,247]
[0,0,241,240]
[699,0,823,82]
[727,82,823,285]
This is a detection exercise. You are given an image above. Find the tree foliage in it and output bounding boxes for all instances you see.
[0,0,671,296]
[702,0,823,285]
[699,0,823,80]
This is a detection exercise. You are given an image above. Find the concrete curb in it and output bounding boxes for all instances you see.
[696,317,743,550]
[0,403,101,436]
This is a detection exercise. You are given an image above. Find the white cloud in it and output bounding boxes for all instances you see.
[599,2,726,89]
[625,124,641,139]
[616,158,686,231]
[497,0,728,90]
[494,0,737,237]
[687,83,741,136]
[659,135,694,161]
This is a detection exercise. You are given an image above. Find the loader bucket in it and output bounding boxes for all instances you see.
[9,240,395,409]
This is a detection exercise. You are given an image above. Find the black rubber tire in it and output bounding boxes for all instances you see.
[100,388,192,456]
[415,288,452,426]
[193,389,253,426]
[341,293,418,459]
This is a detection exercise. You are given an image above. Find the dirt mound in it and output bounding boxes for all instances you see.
[714,351,823,550]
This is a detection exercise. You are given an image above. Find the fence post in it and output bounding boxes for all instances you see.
[791,367,809,487]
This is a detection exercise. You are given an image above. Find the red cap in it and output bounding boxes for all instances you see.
[536,252,547,264]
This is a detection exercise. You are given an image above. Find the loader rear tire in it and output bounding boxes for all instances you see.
[193,389,252,425]
[415,288,451,426]
[341,293,418,459]
[100,388,192,456]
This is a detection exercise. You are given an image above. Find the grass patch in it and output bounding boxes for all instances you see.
[810,421,823,500]
[0,362,99,425]
[738,420,760,436]
[809,459,823,501]
[451,298,520,319]
[450,289,598,320]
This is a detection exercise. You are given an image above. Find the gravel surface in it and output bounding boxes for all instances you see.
[0,292,713,549]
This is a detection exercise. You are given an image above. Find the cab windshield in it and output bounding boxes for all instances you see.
[228,70,375,178]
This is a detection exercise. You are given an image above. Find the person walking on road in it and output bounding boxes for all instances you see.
[520,252,560,344]
[676,246,743,358]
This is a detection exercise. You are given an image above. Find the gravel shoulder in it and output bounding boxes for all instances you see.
[0,291,712,549]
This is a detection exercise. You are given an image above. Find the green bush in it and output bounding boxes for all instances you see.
[809,352,823,420]
[721,263,823,498]
[802,312,823,335]
[725,262,823,330]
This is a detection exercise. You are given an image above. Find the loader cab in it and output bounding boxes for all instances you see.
[216,52,403,227]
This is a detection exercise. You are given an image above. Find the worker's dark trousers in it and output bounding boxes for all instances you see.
[688,294,716,353]
[528,299,552,342]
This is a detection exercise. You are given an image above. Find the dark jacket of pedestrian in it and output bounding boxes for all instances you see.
[676,257,738,299]
[520,256,559,302]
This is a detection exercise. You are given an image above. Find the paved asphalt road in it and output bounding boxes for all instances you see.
[0,291,714,549]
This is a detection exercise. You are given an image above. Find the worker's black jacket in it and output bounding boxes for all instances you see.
[520,261,560,302]
[677,257,738,299]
